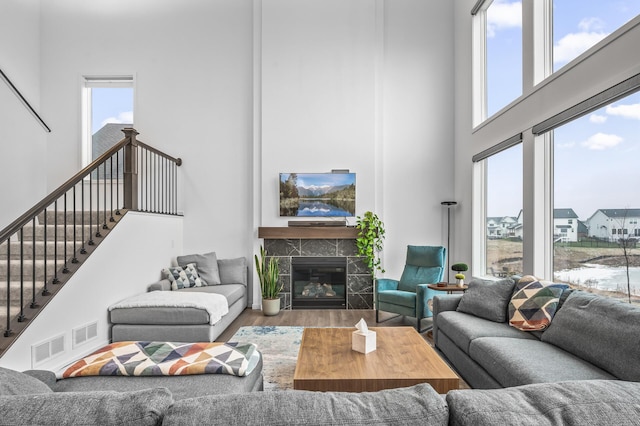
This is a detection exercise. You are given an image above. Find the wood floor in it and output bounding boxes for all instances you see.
[216,308,433,342]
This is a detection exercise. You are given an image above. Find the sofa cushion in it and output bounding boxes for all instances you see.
[447,380,640,426]
[437,311,538,355]
[176,283,246,306]
[110,305,211,325]
[469,337,615,387]
[177,251,222,285]
[508,276,568,331]
[0,367,53,396]
[541,290,640,381]
[218,257,247,285]
[163,383,448,426]
[163,263,207,289]
[456,277,515,322]
[0,388,173,426]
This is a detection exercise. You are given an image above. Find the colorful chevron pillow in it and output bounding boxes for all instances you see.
[508,275,568,331]
[163,263,207,290]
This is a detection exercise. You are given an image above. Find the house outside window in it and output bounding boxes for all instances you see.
[471,0,640,304]
[552,91,640,303]
[484,144,523,278]
[82,76,134,170]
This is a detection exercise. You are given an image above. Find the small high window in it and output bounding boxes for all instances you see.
[82,76,134,168]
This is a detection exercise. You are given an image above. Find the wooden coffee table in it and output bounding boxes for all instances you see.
[293,326,459,393]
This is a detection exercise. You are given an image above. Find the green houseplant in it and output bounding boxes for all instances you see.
[451,263,468,286]
[355,211,386,280]
[254,246,283,316]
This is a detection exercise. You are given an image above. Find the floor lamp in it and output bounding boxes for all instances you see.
[441,201,457,282]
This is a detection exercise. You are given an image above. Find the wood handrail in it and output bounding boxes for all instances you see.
[138,140,182,166]
[0,128,181,244]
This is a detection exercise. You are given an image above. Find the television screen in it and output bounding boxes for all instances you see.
[279,173,356,217]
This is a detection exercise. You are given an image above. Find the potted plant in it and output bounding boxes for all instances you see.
[255,245,283,316]
[452,263,468,287]
[355,211,386,281]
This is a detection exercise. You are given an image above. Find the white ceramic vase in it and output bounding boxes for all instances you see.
[262,298,281,316]
[457,278,465,287]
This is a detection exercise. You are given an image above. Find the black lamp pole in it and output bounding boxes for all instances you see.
[441,201,457,282]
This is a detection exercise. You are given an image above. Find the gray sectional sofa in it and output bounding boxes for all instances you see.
[3,365,640,425]
[433,277,640,389]
[110,254,248,343]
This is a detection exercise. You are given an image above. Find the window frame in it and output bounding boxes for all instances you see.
[81,75,135,168]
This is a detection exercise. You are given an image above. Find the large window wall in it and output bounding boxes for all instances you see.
[485,144,523,278]
[552,90,640,303]
[471,0,640,304]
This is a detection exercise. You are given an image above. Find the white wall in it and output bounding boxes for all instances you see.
[3,0,455,328]
[258,0,455,279]
[382,0,455,274]
[0,212,183,372]
[39,0,254,262]
[0,0,47,228]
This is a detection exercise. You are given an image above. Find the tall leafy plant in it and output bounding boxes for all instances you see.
[356,211,386,280]
[255,246,282,300]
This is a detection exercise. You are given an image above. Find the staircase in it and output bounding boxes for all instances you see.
[0,211,127,346]
[0,128,182,357]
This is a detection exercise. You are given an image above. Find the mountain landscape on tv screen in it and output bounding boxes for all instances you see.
[296,184,352,197]
[280,173,356,217]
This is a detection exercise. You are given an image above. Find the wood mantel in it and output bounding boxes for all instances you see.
[258,226,358,239]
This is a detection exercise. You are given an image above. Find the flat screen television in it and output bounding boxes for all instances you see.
[279,172,356,217]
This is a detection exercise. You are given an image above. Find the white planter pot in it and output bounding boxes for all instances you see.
[262,298,281,316]
[457,279,465,287]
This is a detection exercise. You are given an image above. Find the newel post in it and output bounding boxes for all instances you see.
[122,128,139,211]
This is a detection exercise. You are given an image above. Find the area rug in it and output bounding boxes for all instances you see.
[229,326,303,391]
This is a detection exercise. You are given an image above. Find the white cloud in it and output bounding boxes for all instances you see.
[606,103,640,120]
[553,31,608,65]
[557,141,576,149]
[581,133,623,150]
[486,0,522,38]
[101,111,133,127]
[589,114,607,124]
[578,17,605,32]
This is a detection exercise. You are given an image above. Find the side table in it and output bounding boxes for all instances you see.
[428,283,468,294]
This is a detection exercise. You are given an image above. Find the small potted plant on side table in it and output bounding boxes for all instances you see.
[255,246,283,316]
[452,263,468,287]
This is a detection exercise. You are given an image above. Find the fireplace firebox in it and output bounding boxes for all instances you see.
[291,257,347,309]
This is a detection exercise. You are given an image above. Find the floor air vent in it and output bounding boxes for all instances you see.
[32,334,65,366]
[73,321,98,348]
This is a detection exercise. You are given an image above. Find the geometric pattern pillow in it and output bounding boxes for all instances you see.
[162,263,207,290]
[508,275,568,331]
[58,341,260,378]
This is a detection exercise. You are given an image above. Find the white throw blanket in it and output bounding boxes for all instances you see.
[109,291,229,325]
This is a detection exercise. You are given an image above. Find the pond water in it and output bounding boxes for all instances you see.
[296,200,353,217]
[554,264,640,295]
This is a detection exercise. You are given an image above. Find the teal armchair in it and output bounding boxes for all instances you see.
[375,245,446,332]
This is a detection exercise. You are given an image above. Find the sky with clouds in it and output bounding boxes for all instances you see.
[487,0,640,220]
[91,87,133,132]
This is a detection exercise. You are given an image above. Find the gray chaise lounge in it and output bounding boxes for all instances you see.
[110,254,248,343]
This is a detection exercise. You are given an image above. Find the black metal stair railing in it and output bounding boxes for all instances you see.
[0,128,181,355]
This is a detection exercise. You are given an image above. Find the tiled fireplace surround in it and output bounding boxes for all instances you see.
[260,228,373,310]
